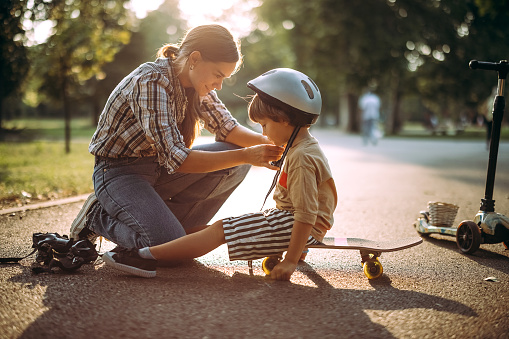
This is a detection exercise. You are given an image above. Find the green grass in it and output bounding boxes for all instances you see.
[391,122,509,140]
[0,118,96,207]
[3,118,97,141]
[0,141,95,205]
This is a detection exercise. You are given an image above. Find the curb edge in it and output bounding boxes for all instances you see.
[0,193,91,215]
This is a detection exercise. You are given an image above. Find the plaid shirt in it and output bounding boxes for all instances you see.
[89,58,238,173]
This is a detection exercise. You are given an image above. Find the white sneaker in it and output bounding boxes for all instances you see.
[69,193,98,242]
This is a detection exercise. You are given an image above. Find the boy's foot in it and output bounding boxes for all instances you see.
[70,193,98,242]
[102,248,157,278]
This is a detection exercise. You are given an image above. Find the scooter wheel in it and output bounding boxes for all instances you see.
[262,256,281,275]
[363,259,383,280]
[456,220,481,254]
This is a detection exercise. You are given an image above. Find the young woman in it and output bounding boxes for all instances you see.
[69,24,283,249]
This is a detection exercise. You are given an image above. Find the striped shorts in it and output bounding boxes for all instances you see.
[223,208,319,261]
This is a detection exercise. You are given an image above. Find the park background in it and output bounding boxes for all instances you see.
[1,0,509,208]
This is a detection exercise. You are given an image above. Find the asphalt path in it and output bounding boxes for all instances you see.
[1,129,508,338]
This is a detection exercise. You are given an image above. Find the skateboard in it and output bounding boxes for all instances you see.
[256,236,423,280]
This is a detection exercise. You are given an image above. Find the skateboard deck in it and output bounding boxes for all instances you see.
[309,236,423,252]
[257,236,423,279]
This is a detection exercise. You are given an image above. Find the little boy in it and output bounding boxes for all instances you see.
[103,68,337,281]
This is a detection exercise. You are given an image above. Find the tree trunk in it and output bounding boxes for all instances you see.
[386,73,402,135]
[347,93,360,133]
[0,97,3,132]
[392,89,402,134]
[0,80,4,132]
[93,97,100,127]
[92,87,101,127]
[62,76,71,154]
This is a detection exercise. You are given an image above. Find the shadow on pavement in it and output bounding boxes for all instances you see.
[422,235,509,275]
[3,257,477,339]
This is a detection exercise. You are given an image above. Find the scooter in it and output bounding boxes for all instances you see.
[414,60,509,254]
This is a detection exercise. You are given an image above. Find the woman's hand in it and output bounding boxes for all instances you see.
[244,144,284,170]
[177,143,284,173]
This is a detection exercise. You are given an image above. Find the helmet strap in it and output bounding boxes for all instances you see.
[260,126,301,210]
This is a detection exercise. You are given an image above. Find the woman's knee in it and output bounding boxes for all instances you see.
[230,163,251,182]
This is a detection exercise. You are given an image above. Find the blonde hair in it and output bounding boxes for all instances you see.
[157,25,243,147]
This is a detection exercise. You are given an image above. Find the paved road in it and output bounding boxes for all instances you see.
[1,129,508,338]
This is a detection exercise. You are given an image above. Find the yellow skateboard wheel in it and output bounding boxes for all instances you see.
[363,259,383,279]
[262,256,281,275]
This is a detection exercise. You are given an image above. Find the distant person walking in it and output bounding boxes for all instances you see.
[359,91,381,146]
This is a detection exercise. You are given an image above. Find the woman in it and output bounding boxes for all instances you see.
[69,24,283,249]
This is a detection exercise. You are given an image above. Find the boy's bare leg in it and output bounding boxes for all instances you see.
[149,220,226,262]
[185,224,209,234]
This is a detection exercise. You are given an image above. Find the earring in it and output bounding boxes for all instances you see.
[190,65,194,70]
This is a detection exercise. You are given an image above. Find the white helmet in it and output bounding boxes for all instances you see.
[247,68,322,126]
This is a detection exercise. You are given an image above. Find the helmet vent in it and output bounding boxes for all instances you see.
[301,80,314,99]
[308,77,319,91]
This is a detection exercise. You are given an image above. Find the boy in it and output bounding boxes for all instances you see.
[102,68,337,281]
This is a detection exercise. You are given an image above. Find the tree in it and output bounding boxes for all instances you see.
[250,0,509,134]
[0,1,29,132]
[405,0,509,128]
[92,0,185,125]
[254,0,414,132]
[29,0,132,153]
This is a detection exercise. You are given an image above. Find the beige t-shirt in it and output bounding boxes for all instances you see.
[273,133,337,241]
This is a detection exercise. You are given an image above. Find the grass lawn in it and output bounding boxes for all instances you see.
[399,123,509,140]
[0,141,95,208]
[2,117,97,141]
[0,118,96,208]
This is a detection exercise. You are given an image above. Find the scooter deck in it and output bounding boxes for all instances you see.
[414,217,458,236]
[309,236,423,252]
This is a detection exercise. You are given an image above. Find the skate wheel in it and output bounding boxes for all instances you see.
[456,220,481,254]
[262,256,281,275]
[363,259,383,279]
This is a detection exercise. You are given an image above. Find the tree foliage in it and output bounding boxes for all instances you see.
[0,1,29,131]
[92,0,185,124]
[243,0,509,133]
[4,0,509,142]
[28,0,132,152]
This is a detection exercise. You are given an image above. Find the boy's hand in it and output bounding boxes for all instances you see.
[270,259,298,281]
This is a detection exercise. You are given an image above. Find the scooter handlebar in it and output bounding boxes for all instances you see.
[470,60,509,79]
